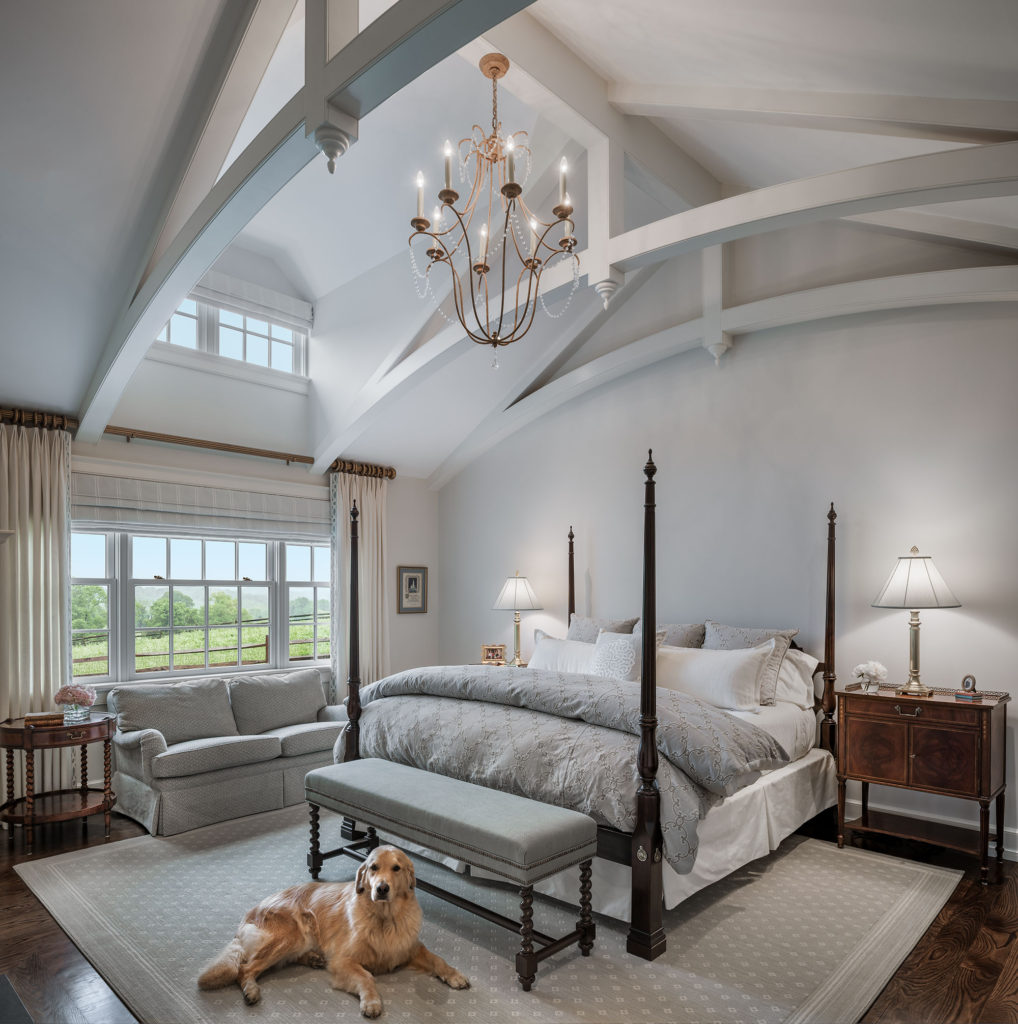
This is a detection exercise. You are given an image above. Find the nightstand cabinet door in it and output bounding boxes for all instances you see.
[910,725,979,796]
[844,716,908,785]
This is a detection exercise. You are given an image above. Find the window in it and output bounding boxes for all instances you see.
[71,532,116,679]
[156,297,307,376]
[71,530,330,681]
[285,543,331,662]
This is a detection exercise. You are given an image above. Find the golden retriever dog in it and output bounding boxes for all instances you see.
[197,845,469,1017]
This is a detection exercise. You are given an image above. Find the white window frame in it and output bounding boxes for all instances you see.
[70,531,118,682]
[71,527,331,683]
[282,542,332,665]
[156,296,308,378]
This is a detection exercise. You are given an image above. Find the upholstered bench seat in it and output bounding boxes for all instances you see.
[305,759,597,885]
[304,758,597,990]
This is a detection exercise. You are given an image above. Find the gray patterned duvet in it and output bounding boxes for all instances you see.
[354,666,788,873]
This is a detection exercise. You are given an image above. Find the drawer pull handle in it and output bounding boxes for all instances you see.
[893,704,922,718]
[66,730,86,740]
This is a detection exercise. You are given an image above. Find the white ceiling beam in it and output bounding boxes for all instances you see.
[77,0,535,442]
[609,141,1018,273]
[845,210,1018,253]
[701,245,731,365]
[310,254,584,472]
[461,12,720,211]
[432,265,1018,483]
[609,84,1018,145]
[428,265,658,489]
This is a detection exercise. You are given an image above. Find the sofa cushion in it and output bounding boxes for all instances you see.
[260,721,347,757]
[151,735,281,779]
[228,670,327,735]
[108,678,238,746]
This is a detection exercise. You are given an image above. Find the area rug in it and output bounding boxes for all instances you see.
[16,805,960,1024]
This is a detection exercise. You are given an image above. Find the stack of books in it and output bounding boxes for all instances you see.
[24,711,66,726]
[954,690,982,702]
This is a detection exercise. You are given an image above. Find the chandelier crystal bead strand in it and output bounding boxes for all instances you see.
[407,53,580,355]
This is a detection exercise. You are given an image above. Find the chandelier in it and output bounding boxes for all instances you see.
[409,53,580,361]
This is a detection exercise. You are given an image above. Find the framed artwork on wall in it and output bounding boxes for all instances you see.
[397,565,428,614]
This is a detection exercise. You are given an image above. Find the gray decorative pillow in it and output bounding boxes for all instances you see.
[590,638,638,682]
[108,678,238,746]
[703,621,799,705]
[229,669,327,734]
[634,621,705,649]
[566,614,638,643]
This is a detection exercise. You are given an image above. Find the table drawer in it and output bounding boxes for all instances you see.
[843,696,980,728]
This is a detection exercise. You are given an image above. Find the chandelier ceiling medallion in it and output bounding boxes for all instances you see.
[409,53,580,363]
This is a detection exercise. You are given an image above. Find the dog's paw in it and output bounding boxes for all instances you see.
[303,951,327,969]
[360,995,383,1018]
[242,984,261,1005]
[445,970,470,990]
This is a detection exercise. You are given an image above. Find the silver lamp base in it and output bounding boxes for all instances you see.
[895,681,934,698]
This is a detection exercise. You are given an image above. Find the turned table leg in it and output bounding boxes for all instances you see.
[81,743,89,830]
[979,800,990,886]
[836,777,846,848]
[307,803,322,879]
[5,749,13,846]
[996,791,1006,882]
[103,738,112,839]
[516,886,536,991]
[577,859,595,956]
[25,750,35,854]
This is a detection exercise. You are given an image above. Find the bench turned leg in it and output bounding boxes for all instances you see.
[307,803,322,879]
[578,859,595,956]
[366,825,379,851]
[516,886,537,991]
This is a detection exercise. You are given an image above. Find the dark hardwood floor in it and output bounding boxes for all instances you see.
[1,811,1015,1023]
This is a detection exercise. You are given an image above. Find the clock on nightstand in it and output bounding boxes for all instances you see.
[836,684,1009,884]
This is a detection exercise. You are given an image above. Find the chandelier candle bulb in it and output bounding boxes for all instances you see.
[506,139,516,184]
[479,223,488,263]
[443,140,452,190]
[559,157,567,204]
[416,171,424,219]
[563,194,571,237]
[530,218,538,255]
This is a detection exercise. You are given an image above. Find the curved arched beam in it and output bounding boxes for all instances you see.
[427,265,1018,487]
[610,141,1018,273]
[311,255,583,473]
[77,0,536,442]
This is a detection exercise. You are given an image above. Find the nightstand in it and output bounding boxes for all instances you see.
[837,687,1009,884]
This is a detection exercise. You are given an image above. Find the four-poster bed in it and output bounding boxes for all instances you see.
[338,453,839,959]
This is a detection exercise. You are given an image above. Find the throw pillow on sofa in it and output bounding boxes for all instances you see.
[108,677,238,745]
[228,669,327,734]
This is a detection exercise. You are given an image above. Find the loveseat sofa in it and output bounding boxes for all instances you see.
[107,669,348,836]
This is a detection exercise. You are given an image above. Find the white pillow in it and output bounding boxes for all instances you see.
[774,649,819,710]
[655,639,776,712]
[590,638,638,682]
[529,636,597,674]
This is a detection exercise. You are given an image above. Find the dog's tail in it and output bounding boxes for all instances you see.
[197,938,245,990]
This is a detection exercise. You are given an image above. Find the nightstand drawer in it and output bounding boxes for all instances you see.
[843,695,979,728]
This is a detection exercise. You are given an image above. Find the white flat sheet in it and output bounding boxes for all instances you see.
[727,702,818,761]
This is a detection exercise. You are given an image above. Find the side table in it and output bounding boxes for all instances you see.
[1,712,117,854]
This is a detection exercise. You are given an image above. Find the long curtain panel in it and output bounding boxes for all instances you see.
[330,473,390,703]
[0,424,73,799]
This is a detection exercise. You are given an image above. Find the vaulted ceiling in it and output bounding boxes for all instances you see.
[2,0,1016,482]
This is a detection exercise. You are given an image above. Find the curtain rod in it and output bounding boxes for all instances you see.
[103,425,315,466]
[329,458,397,479]
[1,407,79,431]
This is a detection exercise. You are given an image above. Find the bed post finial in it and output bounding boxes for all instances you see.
[567,526,575,622]
[343,501,362,763]
[628,448,666,961]
[821,503,837,754]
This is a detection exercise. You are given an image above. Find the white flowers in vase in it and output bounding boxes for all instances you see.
[852,661,888,692]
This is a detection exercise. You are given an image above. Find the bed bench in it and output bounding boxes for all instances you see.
[304,758,597,990]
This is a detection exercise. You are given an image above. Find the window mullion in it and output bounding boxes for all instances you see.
[198,300,216,355]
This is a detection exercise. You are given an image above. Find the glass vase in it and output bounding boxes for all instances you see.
[62,704,90,724]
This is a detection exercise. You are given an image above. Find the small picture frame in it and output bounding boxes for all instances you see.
[481,643,506,666]
[397,566,428,614]
[960,674,977,693]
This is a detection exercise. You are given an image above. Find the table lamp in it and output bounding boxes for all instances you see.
[872,545,960,697]
[493,572,542,667]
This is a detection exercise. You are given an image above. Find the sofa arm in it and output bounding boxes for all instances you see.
[113,728,168,783]
[317,705,349,723]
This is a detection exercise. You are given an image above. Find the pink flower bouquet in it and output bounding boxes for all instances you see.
[54,683,97,708]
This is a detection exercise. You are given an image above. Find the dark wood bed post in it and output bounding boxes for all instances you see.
[567,526,575,623]
[627,451,666,960]
[820,503,838,754]
[342,501,361,764]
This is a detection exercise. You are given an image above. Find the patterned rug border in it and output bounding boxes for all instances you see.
[16,806,962,1024]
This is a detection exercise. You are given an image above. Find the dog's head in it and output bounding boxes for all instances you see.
[355,845,416,903]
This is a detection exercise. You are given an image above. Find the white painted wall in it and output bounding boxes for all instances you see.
[437,302,1018,845]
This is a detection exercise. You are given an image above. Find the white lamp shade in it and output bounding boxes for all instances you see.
[492,574,542,611]
[872,547,960,609]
